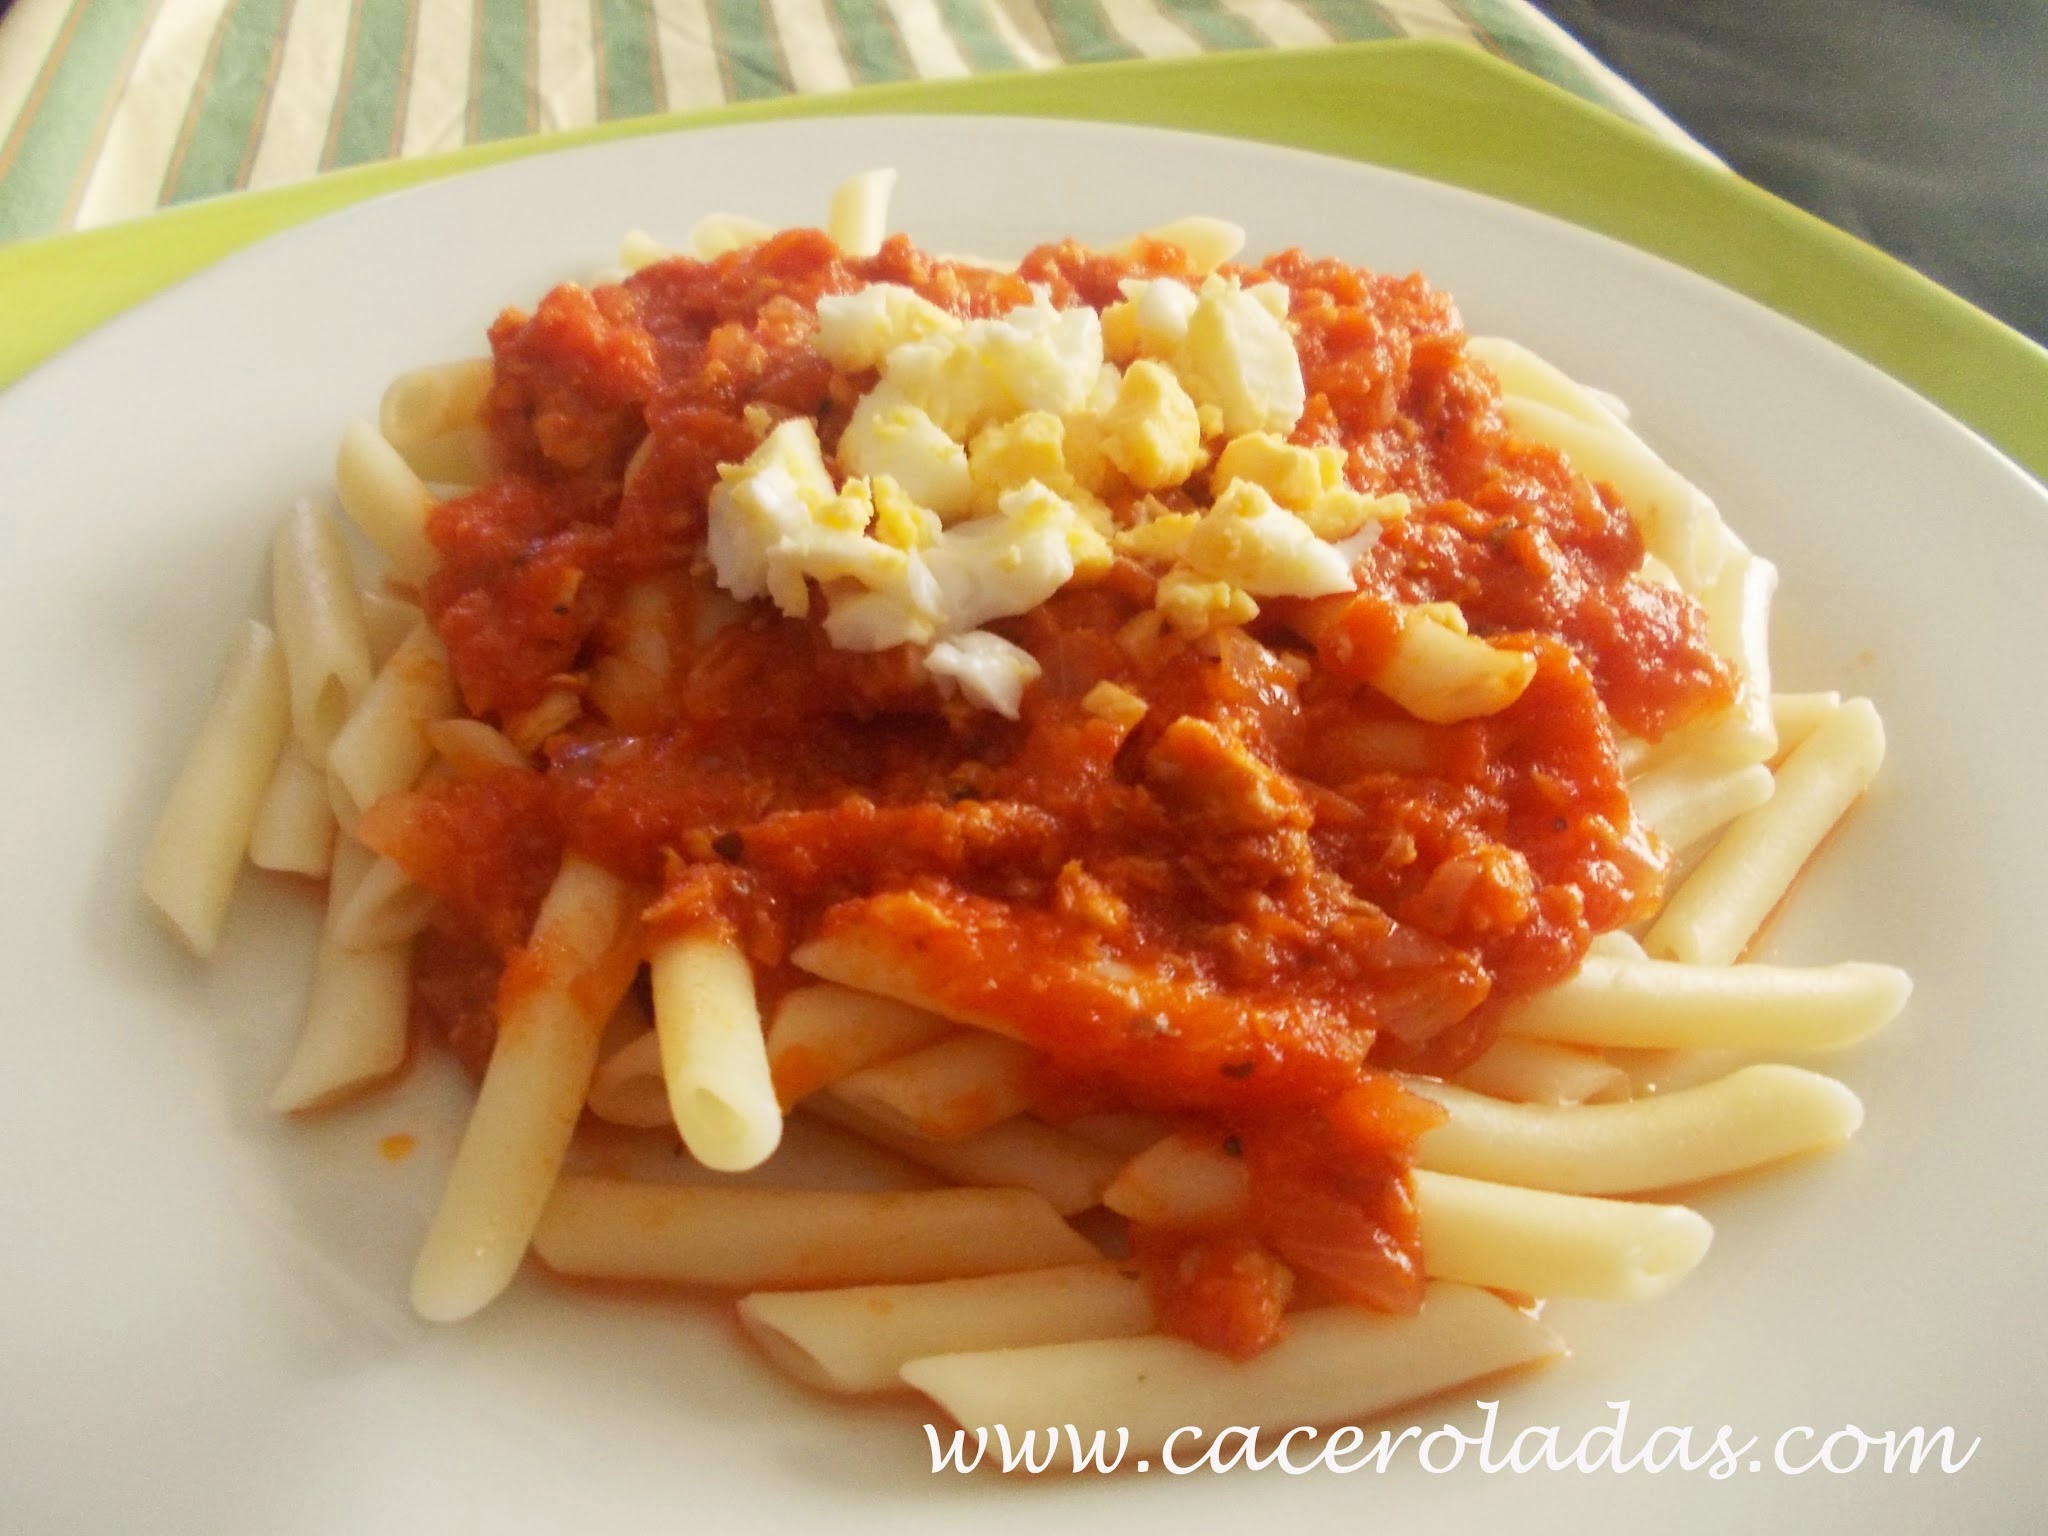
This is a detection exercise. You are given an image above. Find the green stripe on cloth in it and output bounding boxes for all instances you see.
[165,0,298,202]
[594,0,663,117]
[1166,0,1264,52]
[934,0,1021,71]
[326,0,416,168]
[473,0,537,140]
[1447,0,1614,107]
[0,0,155,239]
[927,0,1013,70]
[1297,0,1399,43]
[828,0,914,83]
[52,0,163,227]
[711,0,795,100]
[1027,0,1134,63]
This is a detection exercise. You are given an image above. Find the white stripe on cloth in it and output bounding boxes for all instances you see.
[246,0,355,190]
[982,0,1060,70]
[1506,1,1722,161]
[536,0,601,132]
[1377,0,1477,45]
[767,0,855,94]
[1097,0,1201,57]
[651,0,729,112]
[399,0,476,156]
[0,0,77,150]
[1220,0,1328,49]
[72,0,223,229]
[880,0,972,79]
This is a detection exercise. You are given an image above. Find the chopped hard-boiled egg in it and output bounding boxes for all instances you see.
[967,408,1121,537]
[1103,276,1305,439]
[1081,680,1149,728]
[839,384,972,519]
[1212,432,1344,511]
[881,331,991,440]
[708,268,1360,713]
[1299,486,1410,541]
[1058,399,1120,499]
[868,476,943,551]
[1181,481,1357,599]
[772,527,910,615]
[925,630,1043,719]
[1177,277,1307,438]
[1244,281,1291,321]
[705,417,842,606]
[975,299,1105,419]
[814,283,962,372]
[1101,277,1201,365]
[887,296,1105,440]
[1115,509,1200,564]
[821,575,938,653]
[1099,361,1204,491]
[708,433,913,622]
[1100,303,1138,364]
[1156,569,1259,637]
[923,481,1085,633]
[968,411,1071,513]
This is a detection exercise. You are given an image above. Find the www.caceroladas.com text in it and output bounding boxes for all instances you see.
[925,1401,1981,1477]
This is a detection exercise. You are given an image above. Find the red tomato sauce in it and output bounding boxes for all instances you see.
[364,231,1734,1357]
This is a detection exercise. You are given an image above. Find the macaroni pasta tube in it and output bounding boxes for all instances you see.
[738,1264,1153,1395]
[830,1031,1039,1142]
[1104,1136,1712,1302]
[378,358,495,487]
[1502,954,1911,1052]
[140,619,290,955]
[335,419,436,584]
[533,1179,1101,1289]
[1413,1169,1712,1302]
[411,858,639,1322]
[766,984,951,1108]
[826,168,896,257]
[1451,1035,1631,1105]
[1630,760,1775,855]
[325,623,458,832]
[808,1092,1123,1217]
[270,839,410,1113]
[650,929,782,1173]
[1647,699,1886,965]
[325,852,435,951]
[1408,1065,1864,1194]
[247,744,337,877]
[269,500,373,764]
[900,1284,1560,1461]
[1769,692,1841,765]
[587,1025,667,1129]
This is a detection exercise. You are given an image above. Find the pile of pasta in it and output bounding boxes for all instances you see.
[142,172,1909,1460]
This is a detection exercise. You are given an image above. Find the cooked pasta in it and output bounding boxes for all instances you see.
[142,170,1909,1461]
[142,619,290,954]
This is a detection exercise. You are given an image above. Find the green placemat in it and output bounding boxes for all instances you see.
[3,41,2042,484]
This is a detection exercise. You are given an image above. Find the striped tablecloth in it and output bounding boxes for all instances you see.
[0,0,1698,242]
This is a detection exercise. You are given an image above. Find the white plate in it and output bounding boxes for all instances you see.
[2,116,2043,1533]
